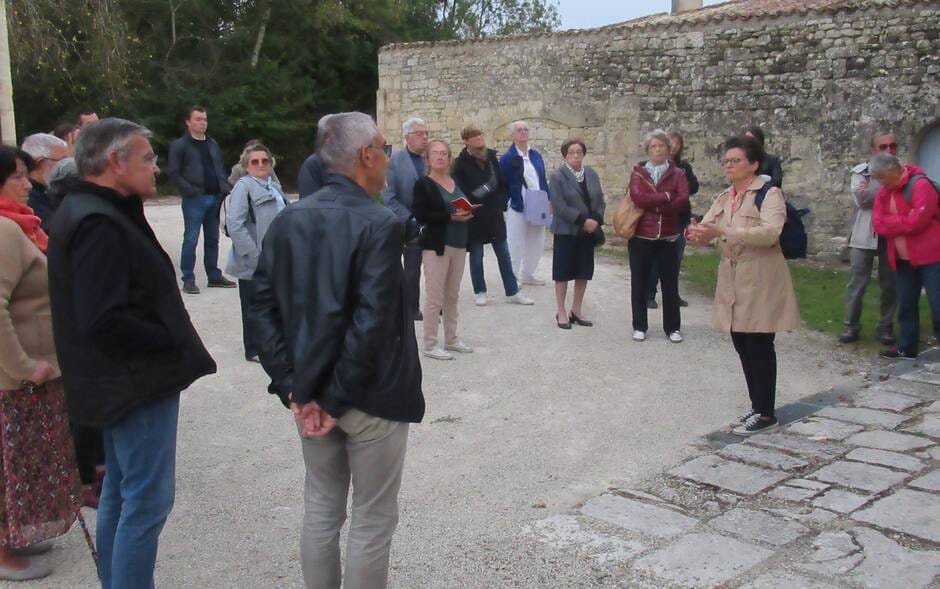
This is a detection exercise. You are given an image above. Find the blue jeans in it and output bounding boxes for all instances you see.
[97,395,180,589]
[894,260,940,354]
[180,194,223,283]
[468,238,519,296]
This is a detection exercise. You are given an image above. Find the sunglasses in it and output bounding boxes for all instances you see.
[365,144,392,157]
[876,143,898,151]
[249,158,271,166]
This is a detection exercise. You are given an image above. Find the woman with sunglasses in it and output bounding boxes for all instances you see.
[224,144,289,362]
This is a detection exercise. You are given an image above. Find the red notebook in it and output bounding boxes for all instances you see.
[452,197,482,213]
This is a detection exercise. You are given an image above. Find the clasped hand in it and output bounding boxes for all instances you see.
[583,218,599,233]
[686,218,724,244]
[289,395,337,437]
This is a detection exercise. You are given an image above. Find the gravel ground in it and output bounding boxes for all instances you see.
[5,201,868,588]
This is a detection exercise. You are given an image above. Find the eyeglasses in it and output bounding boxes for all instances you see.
[876,143,898,151]
[407,131,429,138]
[249,158,271,166]
[722,157,744,167]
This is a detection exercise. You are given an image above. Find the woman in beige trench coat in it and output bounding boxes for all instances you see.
[688,135,800,436]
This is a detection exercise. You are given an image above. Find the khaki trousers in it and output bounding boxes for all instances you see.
[299,410,410,589]
[422,246,466,350]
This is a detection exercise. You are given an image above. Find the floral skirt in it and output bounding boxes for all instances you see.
[0,379,80,548]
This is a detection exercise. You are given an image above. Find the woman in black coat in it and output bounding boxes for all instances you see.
[451,125,533,307]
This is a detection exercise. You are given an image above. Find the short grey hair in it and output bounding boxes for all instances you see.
[318,112,380,175]
[48,157,78,186]
[507,120,527,135]
[74,118,152,177]
[239,143,273,169]
[21,133,67,160]
[868,152,903,177]
[314,114,333,151]
[402,117,428,136]
[642,129,672,152]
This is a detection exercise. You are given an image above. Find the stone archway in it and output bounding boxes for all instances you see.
[914,121,940,179]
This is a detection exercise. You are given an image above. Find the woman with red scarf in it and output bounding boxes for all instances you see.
[0,146,80,580]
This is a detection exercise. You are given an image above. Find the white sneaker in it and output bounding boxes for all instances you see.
[632,330,646,342]
[505,293,534,305]
[423,348,454,361]
[475,293,487,306]
[521,276,546,286]
[669,331,683,343]
[445,341,474,353]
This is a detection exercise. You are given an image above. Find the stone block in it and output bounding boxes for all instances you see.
[634,533,772,587]
[765,506,838,525]
[909,468,940,492]
[801,527,940,588]
[812,489,870,513]
[926,400,940,412]
[769,485,819,502]
[870,380,939,400]
[786,478,830,491]
[854,489,940,542]
[580,494,697,539]
[854,389,921,412]
[907,415,940,438]
[809,461,908,493]
[718,443,810,471]
[669,455,789,496]
[786,417,864,440]
[845,430,935,452]
[745,433,848,461]
[845,447,925,472]
[708,508,810,547]
[901,369,940,386]
[816,406,908,428]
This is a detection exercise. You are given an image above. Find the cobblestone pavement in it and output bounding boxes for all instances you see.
[526,348,940,588]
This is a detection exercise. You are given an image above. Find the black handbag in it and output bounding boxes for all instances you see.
[593,226,606,248]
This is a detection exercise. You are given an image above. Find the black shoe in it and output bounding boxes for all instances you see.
[182,280,200,295]
[569,312,593,327]
[414,310,423,321]
[647,299,658,309]
[732,415,779,436]
[838,327,860,344]
[207,277,237,288]
[880,347,917,359]
[556,314,572,330]
[678,298,689,307]
[877,332,896,346]
[738,408,759,423]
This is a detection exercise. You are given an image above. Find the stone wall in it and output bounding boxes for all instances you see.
[377,1,940,256]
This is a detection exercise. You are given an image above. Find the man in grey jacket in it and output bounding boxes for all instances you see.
[839,133,898,344]
[382,117,429,320]
[167,106,235,294]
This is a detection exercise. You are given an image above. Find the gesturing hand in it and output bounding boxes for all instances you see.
[290,396,337,437]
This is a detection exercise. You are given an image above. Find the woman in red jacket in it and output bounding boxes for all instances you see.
[870,152,940,359]
[628,129,690,343]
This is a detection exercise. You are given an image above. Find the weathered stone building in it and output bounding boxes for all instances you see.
[377,0,940,256]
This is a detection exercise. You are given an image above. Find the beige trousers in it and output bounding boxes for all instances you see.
[422,246,466,350]
[299,409,410,589]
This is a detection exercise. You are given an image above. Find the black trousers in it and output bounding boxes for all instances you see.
[629,238,680,333]
[730,332,777,417]
[71,424,104,484]
[238,278,259,358]
[403,244,423,316]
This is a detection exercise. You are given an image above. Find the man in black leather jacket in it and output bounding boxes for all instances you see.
[251,111,424,588]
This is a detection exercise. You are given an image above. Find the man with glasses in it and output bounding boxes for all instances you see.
[21,133,69,233]
[383,117,430,320]
[840,133,899,344]
[252,112,424,589]
[167,105,235,295]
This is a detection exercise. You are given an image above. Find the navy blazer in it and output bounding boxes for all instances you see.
[499,144,549,213]
[381,148,422,220]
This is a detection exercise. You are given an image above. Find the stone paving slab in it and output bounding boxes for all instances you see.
[801,527,940,588]
[816,406,909,429]
[580,494,697,539]
[844,447,925,472]
[786,418,865,440]
[707,508,810,547]
[769,485,820,502]
[634,533,772,587]
[853,489,940,542]
[924,400,940,412]
[718,443,809,471]
[910,468,940,492]
[900,369,940,386]
[906,414,940,438]
[868,380,940,400]
[740,572,841,589]
[845,430,935,452]
[523,514,648,564]
[786,478,830,491]
[668,455,789,496]
[854,389,923,412]
[812,489,870,514]
[745,433,848,461]
[809,460,908,493]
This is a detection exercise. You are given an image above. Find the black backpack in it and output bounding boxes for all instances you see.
[754,184,810,259]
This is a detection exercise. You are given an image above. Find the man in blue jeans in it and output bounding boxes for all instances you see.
[48,118,216,588]
[168,105,235,294]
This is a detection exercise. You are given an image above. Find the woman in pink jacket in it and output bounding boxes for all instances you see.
[871,152,940,359]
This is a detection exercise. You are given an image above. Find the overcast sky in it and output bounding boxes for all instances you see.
[557,0,729,31]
